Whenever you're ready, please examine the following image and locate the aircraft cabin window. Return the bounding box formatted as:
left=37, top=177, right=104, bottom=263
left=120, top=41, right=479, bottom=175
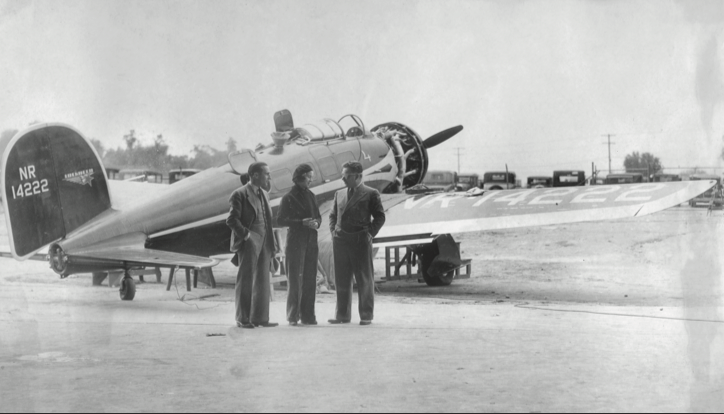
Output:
left=271, top=169, right=293, bottom=192
left=317, top=157, right=340, bottom=181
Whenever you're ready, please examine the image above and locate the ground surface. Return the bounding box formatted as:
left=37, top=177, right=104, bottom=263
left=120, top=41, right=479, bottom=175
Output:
left=1, top=206, right=723, bottom=412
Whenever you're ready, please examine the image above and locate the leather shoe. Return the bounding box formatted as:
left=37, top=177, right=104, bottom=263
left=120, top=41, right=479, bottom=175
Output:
left=237, top=322, right=254, bottom=329
left=254, top=322, right=279, bottom=328
left=301, top=320, right=318, bottom=326
left=328, top=319, right=350, bottom=325
left=360, top=320, right=372, bottom=326
left=289, top=321, right=298, bottom=327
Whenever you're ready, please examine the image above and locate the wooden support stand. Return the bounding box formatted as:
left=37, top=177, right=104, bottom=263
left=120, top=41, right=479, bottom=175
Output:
left=384, top=244, right=472, bottom=282
left=165, top=267, right=217, bottom=291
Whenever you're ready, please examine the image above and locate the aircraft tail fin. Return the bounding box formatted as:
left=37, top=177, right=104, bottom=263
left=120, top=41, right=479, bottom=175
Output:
left=2, top=124, right=111, bottom=260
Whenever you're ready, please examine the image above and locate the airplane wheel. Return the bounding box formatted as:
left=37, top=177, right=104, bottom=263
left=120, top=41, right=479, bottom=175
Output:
left=419, top=252, right=454, bottom=286
left=422, top=269, right=454, bottom=286
left=120, top=275, right=136, bottom=301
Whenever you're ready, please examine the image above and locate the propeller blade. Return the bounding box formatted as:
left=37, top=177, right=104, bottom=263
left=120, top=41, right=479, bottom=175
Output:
left=424, top=125, right=463, bottom=149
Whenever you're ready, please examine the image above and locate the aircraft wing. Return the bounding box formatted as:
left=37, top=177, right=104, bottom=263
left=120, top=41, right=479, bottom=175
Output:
left=375, top=181, right=715, bottom=242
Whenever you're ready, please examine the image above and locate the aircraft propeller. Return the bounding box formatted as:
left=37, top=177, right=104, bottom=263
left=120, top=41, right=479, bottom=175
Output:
left=423, top=125, right=463, bottom=149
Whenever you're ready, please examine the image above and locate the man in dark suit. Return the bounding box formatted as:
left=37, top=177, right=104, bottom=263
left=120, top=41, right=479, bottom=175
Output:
left=226, top=162, right=278, bottom=329
left=328, top=161, right=386, bottom=326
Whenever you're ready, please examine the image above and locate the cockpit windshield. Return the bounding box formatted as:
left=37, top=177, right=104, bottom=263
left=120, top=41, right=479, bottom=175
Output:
left=228, top=149, right=257, bottom=175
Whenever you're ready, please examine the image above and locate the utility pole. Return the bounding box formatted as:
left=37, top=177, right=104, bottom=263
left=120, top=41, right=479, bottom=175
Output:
left=454, top=147, right=463, bottom=173
left=601, top=134, right=615, bottom=174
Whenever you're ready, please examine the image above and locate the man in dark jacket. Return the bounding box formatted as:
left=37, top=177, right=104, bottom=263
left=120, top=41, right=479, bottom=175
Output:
left=328, top=161, right=386, bottom=326
left=277, top=164, right=322, bottom=326
left=226, top=162, right=278, bottom=329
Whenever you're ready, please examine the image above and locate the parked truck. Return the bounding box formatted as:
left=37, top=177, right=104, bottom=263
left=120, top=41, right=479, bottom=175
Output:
left=422, top=170, right=458, bottom=192
left=482, top=171, right=517, bottom=190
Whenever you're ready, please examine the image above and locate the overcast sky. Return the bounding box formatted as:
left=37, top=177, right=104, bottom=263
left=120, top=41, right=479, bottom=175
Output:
left=1, top=0, right=723, bottom=180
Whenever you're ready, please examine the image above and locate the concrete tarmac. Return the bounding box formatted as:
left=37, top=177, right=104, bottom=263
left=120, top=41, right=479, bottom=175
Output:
left=2, top=207, right=724, bottom=412
left=1, top=259, right=723, bottom=412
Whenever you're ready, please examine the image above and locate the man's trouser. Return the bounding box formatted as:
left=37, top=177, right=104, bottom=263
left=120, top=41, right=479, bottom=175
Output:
left=333, top=229, right=374, bottom=321
left=286, top=230, right=319, bottom=323
left=235, top=229, right=271, bottom=325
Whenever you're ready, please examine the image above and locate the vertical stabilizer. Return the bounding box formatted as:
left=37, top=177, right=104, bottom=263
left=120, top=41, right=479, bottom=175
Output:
left=2, top=124, right=111, bottom=259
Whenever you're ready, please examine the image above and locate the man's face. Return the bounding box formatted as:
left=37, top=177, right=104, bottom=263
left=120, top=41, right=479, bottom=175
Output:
left=342, top=168, right=361, bottom=189
left=252, top=166, right=271, bottom=190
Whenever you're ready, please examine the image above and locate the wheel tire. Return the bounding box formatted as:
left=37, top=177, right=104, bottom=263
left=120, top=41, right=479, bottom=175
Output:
left=419, top=251, right=455, bottom=287
left=120, top=277, right=136, bottom=301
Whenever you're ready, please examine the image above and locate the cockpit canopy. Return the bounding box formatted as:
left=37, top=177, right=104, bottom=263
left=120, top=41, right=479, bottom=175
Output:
left=273, top=110, right=367, bottom=145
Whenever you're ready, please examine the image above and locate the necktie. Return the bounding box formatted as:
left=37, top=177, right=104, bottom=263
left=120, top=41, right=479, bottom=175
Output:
left=259, top=188, right=270, bottom=226
left=258, top=188, right=269, bottom=225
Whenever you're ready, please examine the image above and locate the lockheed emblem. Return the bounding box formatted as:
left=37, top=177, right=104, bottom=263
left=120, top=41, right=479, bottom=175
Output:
left=64, top=169, right=94, bottom=187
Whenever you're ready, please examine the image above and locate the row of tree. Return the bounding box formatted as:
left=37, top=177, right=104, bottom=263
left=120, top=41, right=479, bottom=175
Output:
left=92, top=130, right=238, bottom=173
left=623, top=151, right=663, bottom=175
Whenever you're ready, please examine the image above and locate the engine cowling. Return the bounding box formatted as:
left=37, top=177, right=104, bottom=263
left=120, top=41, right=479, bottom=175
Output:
left=371, top=122, right=429, bottom=194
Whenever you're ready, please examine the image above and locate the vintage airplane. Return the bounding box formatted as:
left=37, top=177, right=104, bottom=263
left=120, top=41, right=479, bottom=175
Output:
left=1, top=110, right=716, bottom=300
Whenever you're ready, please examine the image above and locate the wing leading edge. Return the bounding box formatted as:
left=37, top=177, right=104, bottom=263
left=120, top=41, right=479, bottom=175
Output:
left=377, top=181, right=715, bottom=239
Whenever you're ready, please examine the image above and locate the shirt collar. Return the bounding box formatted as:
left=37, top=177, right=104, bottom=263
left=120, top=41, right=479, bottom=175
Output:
left=249, top=183, right=261, bottom=195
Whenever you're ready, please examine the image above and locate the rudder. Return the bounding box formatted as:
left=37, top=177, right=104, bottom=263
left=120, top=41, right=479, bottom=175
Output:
left=2, top=124, right=111, bottom=259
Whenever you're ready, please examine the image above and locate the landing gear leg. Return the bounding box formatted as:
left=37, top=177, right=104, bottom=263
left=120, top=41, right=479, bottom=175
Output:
left=119, top=271, right=136, bottom=301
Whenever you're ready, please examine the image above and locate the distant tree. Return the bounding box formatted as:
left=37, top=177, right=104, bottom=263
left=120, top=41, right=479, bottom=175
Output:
left=154, top=134, right=165, bottom=151
left=226, top=137, right=238, bottom=154
left=89, top=138, right=106, bottom=158
left=102, top=129, right=228, bottom=174
left=623, top=151, right=663, bottom=175
left=123, top=130, right=137, bottom=150
left=189, top=145, right=228, bottom=169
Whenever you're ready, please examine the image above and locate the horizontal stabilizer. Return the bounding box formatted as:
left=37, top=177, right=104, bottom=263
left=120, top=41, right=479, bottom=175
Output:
left=377, top=181, right=715, bottom=239
left=69, top=247, right=219, bottom=269
left=47, top=233, right=219, bottom=276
